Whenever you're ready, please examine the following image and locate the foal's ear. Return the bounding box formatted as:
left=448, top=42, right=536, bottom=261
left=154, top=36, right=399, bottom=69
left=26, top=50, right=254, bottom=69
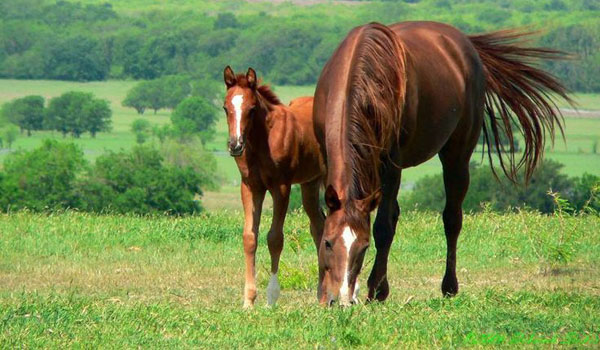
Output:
left=325, top=185, right=341, bottom=212
left=355, top=190, right=381, bottom=213
left=224, top=66, right=236, bottom=88
left=246, top=67, right=257, bottom=90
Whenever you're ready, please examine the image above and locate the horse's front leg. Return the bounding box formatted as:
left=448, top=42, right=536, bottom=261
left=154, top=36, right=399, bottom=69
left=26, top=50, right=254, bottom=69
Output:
left=300, top=179, right=326, bottom=303
left=266, top=183, right=290, bottom=306
left=241, top=180, right=266, bottom=308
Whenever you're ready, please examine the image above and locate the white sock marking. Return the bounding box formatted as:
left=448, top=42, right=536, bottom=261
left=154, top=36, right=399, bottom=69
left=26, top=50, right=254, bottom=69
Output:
left=267, top=273, right=280, bottom=306
left=232, top=95, right=243, bottom=139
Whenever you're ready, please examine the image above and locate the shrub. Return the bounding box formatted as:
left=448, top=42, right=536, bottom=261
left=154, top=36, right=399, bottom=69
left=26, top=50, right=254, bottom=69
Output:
left=404, top=160, right=594, bottom=214
left=78, top=145, right=204, bottom=214
left=0, top=140, right=86, bottom=211
left=131, top=118, right=152, bottom=144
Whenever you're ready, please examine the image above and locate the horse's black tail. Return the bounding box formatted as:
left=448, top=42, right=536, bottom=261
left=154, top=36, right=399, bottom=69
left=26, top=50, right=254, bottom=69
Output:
left=469, top=30, right=574, bottom=182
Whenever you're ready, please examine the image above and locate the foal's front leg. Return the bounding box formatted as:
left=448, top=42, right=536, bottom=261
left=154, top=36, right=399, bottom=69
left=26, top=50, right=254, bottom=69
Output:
left=241, top=181, right=266, bottom=308
left=266, top=183, right=290, bottom=306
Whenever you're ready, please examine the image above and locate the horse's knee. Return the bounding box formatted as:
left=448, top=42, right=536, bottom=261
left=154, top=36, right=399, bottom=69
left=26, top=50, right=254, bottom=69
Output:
left=267, top=229, right=284, bottom=251
left=243, top=231, right=257, bottom=254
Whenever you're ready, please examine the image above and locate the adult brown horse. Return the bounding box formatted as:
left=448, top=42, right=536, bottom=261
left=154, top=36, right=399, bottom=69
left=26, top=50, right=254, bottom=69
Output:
left=223, top=66, right=326, bottom=308
left=313, top=21, right=571, bottom=306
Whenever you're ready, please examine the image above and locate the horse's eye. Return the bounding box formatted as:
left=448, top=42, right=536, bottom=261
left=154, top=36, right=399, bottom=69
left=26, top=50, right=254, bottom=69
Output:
left=325, top=239, right=333, bottom=251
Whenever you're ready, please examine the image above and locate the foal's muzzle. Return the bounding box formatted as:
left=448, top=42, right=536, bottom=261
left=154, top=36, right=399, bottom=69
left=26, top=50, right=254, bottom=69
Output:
left=228, top=136, right=245, bottom=157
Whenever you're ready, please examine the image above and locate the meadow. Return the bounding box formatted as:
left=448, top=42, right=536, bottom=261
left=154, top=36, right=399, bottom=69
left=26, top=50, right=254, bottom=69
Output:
left=0, top=210, right=598, bottom=348
left=1, top=79, right=599, bottom=190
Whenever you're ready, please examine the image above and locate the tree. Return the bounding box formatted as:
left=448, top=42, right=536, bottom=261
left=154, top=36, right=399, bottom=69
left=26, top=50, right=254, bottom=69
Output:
left=131, top=118, right=151, bottom=144
left=82, top=98, right=112, bottom=137
left=42, top=35, right=110, bottom=81
left=162, top=75, right=191, bottom=109
left=122, top=84, right=148, bottom=114
left=2, top=124, right=18, bottom=149
left=214, top=12, right=239, bottom=29
left=1, top=95, right=45, bottom=136
left=46, top=91, right=112, bottom=138
left=170, top=96, right=217, bottom=143
left=123, top=76, right=191, bottom=115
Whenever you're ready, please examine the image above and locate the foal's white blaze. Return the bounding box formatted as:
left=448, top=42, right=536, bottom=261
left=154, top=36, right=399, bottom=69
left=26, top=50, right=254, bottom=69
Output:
left=339, top=226, right=357, bottom=305
left=266, top=273, right=280, bottom=306
left=231, top=94, right=244, bottom=139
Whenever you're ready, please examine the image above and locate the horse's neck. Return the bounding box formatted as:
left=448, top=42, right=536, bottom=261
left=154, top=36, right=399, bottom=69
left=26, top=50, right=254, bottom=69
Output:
left=248, top=104, right=293, bottom=156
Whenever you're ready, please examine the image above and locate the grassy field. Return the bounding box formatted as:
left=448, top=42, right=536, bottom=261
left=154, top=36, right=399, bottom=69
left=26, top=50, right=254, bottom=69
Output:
left=1, top=79, right=599, bottom=210
left=0, top=210, right=598, bottom=348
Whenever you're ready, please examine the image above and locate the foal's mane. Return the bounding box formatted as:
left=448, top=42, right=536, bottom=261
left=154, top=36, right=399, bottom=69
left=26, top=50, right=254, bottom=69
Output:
left=345, top=22, right=407, bottom=206
left=234, top=74, right=282, bottom=106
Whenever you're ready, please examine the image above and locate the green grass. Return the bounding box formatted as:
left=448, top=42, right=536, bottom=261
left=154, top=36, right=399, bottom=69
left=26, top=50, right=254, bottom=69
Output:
left=0, top=210, right=598, bottom=348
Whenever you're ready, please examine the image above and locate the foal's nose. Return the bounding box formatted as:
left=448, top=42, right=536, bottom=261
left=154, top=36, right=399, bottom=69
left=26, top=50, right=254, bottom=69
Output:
left=228, top=136, right=245, bottom=157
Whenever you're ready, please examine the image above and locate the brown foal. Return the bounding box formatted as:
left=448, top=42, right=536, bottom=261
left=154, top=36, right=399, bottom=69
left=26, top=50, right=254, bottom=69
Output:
left=223, top=66, right=326, bottom=307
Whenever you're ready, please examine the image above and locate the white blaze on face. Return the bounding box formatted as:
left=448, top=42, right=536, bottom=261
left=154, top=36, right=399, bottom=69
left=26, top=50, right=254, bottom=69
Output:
left=339, top=226, right=357, bottom=305
left=231, top=94, right=244, bottom=139
left=266, top=273, right=280, bottom=306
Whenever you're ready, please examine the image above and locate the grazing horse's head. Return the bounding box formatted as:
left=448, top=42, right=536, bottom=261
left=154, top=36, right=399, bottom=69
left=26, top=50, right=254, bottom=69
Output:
left=222, top=66, right=259, bottom=157
left=320, top=185, right=381, bottom=306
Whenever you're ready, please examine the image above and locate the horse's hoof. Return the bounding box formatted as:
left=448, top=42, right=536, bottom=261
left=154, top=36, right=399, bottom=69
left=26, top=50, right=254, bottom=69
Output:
left=441, top=274, right=459, bottom=297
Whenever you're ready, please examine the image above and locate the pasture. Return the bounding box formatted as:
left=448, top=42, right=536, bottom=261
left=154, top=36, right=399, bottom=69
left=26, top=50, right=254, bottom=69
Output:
left=0, top=79, right=599, bottom=210
left=0, top=210, right=598, bottom=347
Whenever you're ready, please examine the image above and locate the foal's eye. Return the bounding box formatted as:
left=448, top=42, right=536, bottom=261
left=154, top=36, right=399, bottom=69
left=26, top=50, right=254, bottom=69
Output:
left=324, top=240, right=333, bottom=251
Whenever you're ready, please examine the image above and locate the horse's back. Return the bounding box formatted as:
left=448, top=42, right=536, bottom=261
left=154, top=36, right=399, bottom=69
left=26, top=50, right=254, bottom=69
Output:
left=388, top=21, right=486, bottom=167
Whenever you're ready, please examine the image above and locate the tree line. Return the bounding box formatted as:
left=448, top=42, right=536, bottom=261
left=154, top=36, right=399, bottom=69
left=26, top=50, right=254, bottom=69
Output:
left=0, top=0, right=599, bottom=91
left=1, top=92, right=111, bottom=138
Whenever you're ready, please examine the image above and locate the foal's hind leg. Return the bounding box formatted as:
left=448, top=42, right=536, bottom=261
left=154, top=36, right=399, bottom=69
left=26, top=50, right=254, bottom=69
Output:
left=439, top=153, right=470, bottom=297
left=367, top=167, right=402, bottom=302
left=300, top=179, right=326, bottom=302
left=266, top=183, right=291, bottom=306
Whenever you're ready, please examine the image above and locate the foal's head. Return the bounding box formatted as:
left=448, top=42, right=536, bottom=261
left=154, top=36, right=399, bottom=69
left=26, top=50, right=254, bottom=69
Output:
left=320, top=185, right=381, bottom=306
left=222, top=66, right=260, bottom=157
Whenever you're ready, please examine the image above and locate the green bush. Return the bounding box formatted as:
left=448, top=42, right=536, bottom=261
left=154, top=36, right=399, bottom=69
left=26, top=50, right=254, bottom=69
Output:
left=404, top=160, right=599, bottom=214
left=0, top=140, right=86, bottom=211
left=0, top=140, right=214, bottom=215
left=78, top=145, right=204, bottom=214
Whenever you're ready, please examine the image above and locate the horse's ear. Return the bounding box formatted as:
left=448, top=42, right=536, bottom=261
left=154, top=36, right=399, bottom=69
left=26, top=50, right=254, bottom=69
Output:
left=246, top=67, right=257, bottom=90
left=355, top=190, right=381, bottom=213
left=224, top=66, right=236, bottom=88
left=325, top=185, right=341, bottom=212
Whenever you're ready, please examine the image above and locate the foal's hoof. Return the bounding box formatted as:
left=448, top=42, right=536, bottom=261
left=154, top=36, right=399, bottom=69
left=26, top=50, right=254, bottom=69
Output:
left=441, top=274, right=459, bottom=297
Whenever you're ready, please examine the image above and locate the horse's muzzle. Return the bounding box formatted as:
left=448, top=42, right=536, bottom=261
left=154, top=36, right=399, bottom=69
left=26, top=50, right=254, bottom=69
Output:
left=228, top=136, right=245, bottom=157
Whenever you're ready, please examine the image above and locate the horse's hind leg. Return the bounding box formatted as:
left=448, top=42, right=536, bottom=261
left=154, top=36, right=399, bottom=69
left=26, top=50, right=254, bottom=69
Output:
left=367, top=166, right=402, bottom=302
left=241, top=181, right=266, bottom=308
left=266, top=183, right=290, bottom=306
left=300, top=179, right=326, bottom=302
left=439, top=150, right=471, bottom=297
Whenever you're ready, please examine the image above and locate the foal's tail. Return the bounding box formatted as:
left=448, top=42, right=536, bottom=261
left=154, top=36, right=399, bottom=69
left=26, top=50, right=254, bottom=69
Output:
left=469, top=30, right=574, bottom=182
